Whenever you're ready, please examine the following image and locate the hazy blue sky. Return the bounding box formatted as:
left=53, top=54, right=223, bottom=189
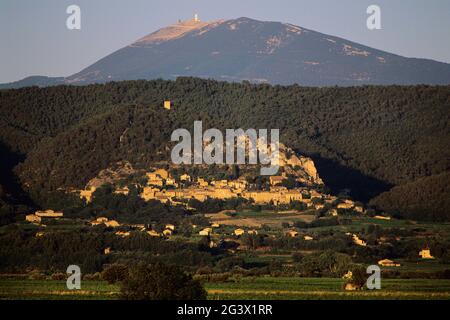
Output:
left=1, top=0, right=449, bottom=83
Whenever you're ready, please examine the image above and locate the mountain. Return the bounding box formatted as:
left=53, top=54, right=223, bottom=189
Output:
left=2, top=17, right=450, bottom=88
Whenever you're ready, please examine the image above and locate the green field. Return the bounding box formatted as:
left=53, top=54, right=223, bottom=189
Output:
left=0, top=278, right=119, bottom=300
left=205, top=277, right=450, bottom=300
left=1, top=277, right=449, bottom=300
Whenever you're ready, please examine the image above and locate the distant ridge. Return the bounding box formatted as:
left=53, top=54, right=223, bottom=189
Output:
left=0, top=76, right=64, bottom=89
left=2, top=16, right=450, bottom=88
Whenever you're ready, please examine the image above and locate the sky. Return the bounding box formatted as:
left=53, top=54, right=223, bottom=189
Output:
left=1, top=0, right=450, bottom=83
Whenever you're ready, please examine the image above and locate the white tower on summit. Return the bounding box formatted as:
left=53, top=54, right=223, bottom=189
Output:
left=194, top=13, right=199, bottom=22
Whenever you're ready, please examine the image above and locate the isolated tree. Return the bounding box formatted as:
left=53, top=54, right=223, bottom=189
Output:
left=120, top=263, right=206, bottom=300
left=343, top=265, right=367, bottom=290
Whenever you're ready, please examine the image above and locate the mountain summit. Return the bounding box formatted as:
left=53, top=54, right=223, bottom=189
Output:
left=132, top=17, right=224, bottom=46
left=3, top=17, right=450, bottom=88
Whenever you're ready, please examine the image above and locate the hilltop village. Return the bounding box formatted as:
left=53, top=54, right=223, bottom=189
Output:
left=56, top=144, right=400, bottom=246
left=24, top=143, right=368, bottom=227
left=77, top=145, right=364, bottom=217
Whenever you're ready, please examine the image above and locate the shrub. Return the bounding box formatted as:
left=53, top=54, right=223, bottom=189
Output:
left=101, top=264, right=129, bottom=284
left=51, top=272, right=66, bottom=280
left=120, top=263, right=207, bottom=300
left=28, top=270, right=46, bottom=280
left=83, top=272, right=102, bottom=281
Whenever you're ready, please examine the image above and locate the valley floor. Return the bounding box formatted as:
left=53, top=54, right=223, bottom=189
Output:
left=1, top=277, right=450, bottom=300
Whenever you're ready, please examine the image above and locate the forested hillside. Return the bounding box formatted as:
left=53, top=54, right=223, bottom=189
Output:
left=370, top=172, right=450, bottom=221
left=0, top=78, right=449, bottom=220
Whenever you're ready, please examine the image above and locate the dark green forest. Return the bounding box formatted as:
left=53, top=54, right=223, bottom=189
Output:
left=0, top=78, right=449, bottom=220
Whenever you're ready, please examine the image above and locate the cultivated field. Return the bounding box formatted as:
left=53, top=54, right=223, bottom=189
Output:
left=206, top=210, right=316, bottom=228
left=1, top=277, right=449, bottom=300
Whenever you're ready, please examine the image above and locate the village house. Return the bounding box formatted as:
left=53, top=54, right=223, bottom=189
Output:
left=242, top=191, right=281, bottom=205
left=80, top=186, right=96, bottom=203
left=287, top=230, right=299, bottom=237
left=91, top=217, right=108, bottom=226
left=328, top=209, right=338, bottom=216
left=147, top=178, right=164, bottom=187
left=163, top=229, right=173, bottom=236
left=211, top=180, right=228, bottom=187
left=211, top=187, right=236, bottom=199
left=140, top=186, right=157, bottom=200
left=180, top=173, right=191, bottom=182
left=269, top=175, right=285, bottom=186
left=104, top=247, right=112, bottom=255
left=354, top=206, right=364, bottom=213
left=165, top=178, right=178, bottom=187
left=342, top=270, right=353, bottom=280
left=228, top=179, right=248, bottom=190
left=310, top=189, right=322, bottom=199
left=337, top=201, right=354, bottom=209
left=304, top=235, right=314, bottom=241
left=378, top=259, right=401, bottom=267
left=374, top=215, right=391, bottom=220
left=35, top=209, right=63, bottom=218
left=35, top=232, right=45, bottom=237
left=90, top=216, right=109, bottom=226
left=234, top=228, right=245, bottom=236
left=147, top=230, right=161, bottom=237
left=282, top=190, right=303, bottom=203
left=211, top=223, right=220, bottom=228
left=270, top=185, right=288, bottom=192
left=115, top=231, right=131, bottom=237
left=154, top=194, right=170, bottom=203
left=164, top=189, right=178, bottom=198
left=26, top=214, right=42, bottom=224
left=146, top=168, right=170, bottom=187
left=325, top=196, right=338, bottom=204
left=183, top=188, right=208, bottom=202
left=114, top=186, right=129, bottom=196
left=104, top=220, right=120, bottom=228
left=154, top=169, right=169, bottom=179
left=89, top=217, right=119, bottom=228
left=248, top=229, right=258, bottom=235
left=164, top=100, right=171, bottom=110
left=344, top=283, right=361, bottom=291
left=130, top=224, right=146, bottom=231
left=27, top=209, right=63, bottom=224
left=197, top=178, right=209, bottom=187
left=165, top=224, right=175, bottom=231
left=209, top=240, right=217, bottom=248
left=352, top=234, right=367, bottom=246
left=199, top=228, right=212, bottom=236
left=419, top=249, right=435, bottom=259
